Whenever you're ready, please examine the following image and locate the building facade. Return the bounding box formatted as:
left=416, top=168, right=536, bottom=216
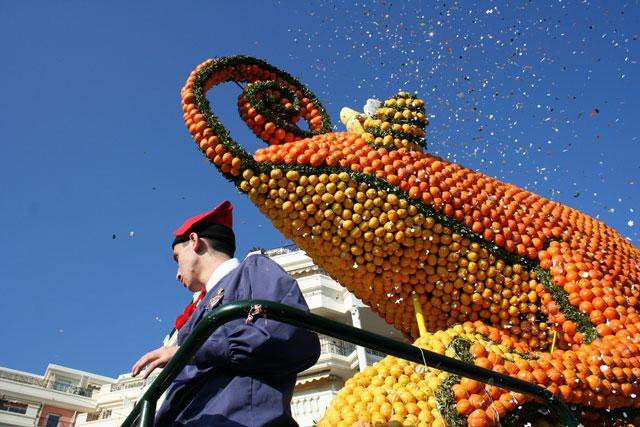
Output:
left=1, top=246, right=400, bottom=426
left=0, top=364, right=114, bottom=427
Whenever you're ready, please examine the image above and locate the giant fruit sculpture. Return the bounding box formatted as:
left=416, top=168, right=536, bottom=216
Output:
left=179, top=56, right=640, bottom=426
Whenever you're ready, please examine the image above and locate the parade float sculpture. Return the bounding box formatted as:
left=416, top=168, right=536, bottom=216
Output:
left=179, top=56, right=640, bottom=426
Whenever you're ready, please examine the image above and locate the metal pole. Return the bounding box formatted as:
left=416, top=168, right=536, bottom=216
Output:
left=139, top=399, right=155, bottom=427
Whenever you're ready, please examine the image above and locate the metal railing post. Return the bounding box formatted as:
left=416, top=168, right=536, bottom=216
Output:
left=139, top=399, right=155, bottom=427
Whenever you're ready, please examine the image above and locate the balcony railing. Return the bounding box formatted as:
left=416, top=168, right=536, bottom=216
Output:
left=0, top=369, right=44, bottom=387
left=110, top=379, right=146, bottom=392
left=365, top=348, right=386, bottom=365
left=50, top=381, right=95, bottom=397
left=318, top=334, right=356, bottom=357
left=0, top=369, right=95, bottom=397
left=318, top=335, right=390, bottom=362
left=264, top=243, right=300, bottom=256
left=365, top=348, right=386, bottom=359
left=110, top=375, right=159, bottom=392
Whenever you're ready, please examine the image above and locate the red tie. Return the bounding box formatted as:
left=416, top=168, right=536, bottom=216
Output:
left=174, top=290, right=207, bottom=330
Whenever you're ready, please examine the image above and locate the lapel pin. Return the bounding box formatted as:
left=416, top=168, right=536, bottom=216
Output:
left=206, top=288, right=224, bottom=311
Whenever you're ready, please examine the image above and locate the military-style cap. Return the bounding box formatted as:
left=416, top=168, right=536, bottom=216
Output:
left=172, top=201, right=235, bottom=254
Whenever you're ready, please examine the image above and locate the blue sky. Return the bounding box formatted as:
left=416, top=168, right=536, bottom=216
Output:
left=0, top=1, right=637, bottom=378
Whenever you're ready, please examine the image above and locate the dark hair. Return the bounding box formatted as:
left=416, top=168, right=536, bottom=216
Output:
left=202, top=236, right=235, bottom=258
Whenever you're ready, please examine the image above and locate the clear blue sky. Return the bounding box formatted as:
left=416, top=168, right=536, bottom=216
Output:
left=0, top=1, right=637, bottom=378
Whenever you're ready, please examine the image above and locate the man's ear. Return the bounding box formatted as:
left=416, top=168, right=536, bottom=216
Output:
left=189, top=232, right=207, bottom=253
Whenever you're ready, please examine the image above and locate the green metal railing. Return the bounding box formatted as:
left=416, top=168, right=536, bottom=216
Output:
left=121, top=299, right=578, bottom=427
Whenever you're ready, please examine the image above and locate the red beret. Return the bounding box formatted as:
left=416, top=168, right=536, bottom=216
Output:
left=172, top=201, right=235, bottom=254
left=173, top=200, right=233, bottom=236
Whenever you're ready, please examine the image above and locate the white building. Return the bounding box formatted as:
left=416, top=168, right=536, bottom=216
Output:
left=0, top=364, right=114, bottom=427
left=1, top=246, right=400, bottom=427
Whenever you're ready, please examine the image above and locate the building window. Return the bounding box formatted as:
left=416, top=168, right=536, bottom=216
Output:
left=86, top=412, right=100, bottom=422
left=45, top=414, right=60, bottom=427
left=52, top=380, right=71, bottom=392
left=0, top=398, right=28, bottom=414
left=86, top=409, right=113, bottom=422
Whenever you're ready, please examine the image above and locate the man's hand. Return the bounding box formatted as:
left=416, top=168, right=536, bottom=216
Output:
left=131, top=346, right=178, bottom=379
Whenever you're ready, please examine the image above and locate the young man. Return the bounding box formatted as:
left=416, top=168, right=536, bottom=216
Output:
left=132, top=201, right=320, bottom=426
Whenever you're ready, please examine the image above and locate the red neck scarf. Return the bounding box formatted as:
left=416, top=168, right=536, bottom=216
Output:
left=174, top=290, right=207, bottom=330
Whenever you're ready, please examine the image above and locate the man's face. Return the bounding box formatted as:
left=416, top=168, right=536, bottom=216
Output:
left=173, top=239, right=202, bottom=292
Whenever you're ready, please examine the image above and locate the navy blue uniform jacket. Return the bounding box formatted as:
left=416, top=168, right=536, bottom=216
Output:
left=154, top=255, right=321, bottom=426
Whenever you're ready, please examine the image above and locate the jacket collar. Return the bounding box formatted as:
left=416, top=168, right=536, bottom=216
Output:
left=204, top=258, right=239, bottom=294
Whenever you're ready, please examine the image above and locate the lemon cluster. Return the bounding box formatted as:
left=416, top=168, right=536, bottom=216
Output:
left=317, top=326, right=536, bottom=427
left=318, top=333, right=453, bottom=427
left=362, top=92, right=428, bottom=150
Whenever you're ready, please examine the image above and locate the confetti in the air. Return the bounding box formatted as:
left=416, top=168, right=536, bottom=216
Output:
left=285, top=0, right=637, bottom=243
